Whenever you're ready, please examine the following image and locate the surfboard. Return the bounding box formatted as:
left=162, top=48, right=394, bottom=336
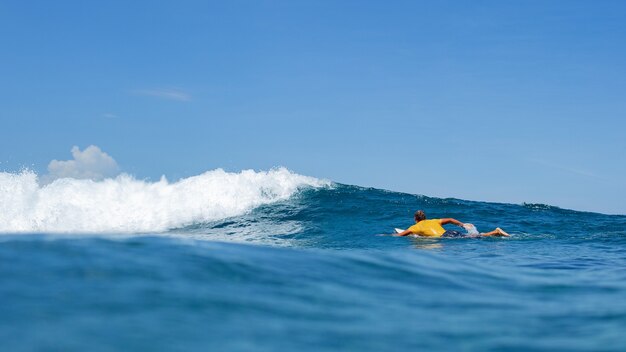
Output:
left=394, top=228, right=405, bottom=234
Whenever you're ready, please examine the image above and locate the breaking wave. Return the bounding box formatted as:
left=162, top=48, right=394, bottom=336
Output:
left=0, top=168, right=329, bottom=233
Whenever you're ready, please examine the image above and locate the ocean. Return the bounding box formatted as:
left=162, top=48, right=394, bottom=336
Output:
left=1, top=168, right=625, bottom=351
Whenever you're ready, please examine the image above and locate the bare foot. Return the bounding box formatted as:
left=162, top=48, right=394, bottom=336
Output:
left=496, top=228, right=511, bottom=237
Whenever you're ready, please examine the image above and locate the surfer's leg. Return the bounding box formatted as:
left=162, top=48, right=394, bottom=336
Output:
left=481, top=228, right=510, bottom=237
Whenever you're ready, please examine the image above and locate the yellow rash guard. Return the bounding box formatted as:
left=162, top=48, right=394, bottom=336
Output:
left=407, top=219, right=445, bottom=237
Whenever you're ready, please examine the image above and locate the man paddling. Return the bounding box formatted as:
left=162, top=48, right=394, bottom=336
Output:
left=395, top=210, right=510, bottom=237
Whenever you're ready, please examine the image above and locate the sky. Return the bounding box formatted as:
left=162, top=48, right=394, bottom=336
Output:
left=1, top=1, right=625, bottom=214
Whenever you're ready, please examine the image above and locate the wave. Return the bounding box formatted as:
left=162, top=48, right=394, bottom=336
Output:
left=0, top=168, right=330, bottom=234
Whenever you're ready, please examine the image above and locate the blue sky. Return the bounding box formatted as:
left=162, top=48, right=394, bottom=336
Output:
left=1, top=1, right=625, bottom=214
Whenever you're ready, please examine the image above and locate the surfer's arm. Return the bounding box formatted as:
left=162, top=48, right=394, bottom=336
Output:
left=440, top=218, right=465, bottom=228
left=394, top=229, right=413, bottom=237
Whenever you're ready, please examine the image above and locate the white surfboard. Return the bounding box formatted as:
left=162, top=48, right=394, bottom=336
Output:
left=394, top=228, right=405, bottom=234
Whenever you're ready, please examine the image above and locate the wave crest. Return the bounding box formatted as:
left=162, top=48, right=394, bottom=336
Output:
left=0, top=168, right=329, bottom=234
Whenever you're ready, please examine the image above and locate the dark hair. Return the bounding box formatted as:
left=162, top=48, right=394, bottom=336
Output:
left=414, top=210, right=426, bottom=221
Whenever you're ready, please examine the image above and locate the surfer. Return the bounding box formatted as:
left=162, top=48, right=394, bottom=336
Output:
left=395, top=210, right=510, bottom=237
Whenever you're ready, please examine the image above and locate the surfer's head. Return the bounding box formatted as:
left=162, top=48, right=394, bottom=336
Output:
left=414, top=210, right=426, bottom=222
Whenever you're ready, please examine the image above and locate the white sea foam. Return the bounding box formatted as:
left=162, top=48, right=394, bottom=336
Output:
left=0, top=168, right=329, bottom=234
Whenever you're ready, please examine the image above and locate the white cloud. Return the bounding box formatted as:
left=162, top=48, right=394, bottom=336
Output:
left=46, top=145, right=120, bottom=182
left=132, top=87, right=191, bottom=101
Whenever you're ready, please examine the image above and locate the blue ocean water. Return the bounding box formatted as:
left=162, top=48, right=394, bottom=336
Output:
left=1, top=169, right=625, bottom=351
